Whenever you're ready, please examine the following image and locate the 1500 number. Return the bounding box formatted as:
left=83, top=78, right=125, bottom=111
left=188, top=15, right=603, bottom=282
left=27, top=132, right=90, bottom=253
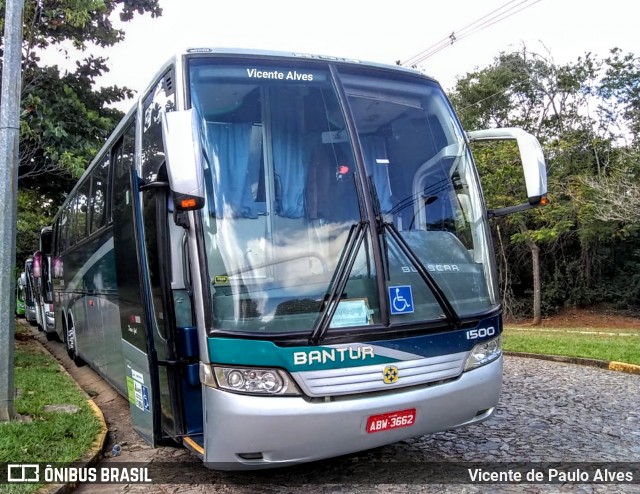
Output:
left=466, top=327, right=496, bottom=340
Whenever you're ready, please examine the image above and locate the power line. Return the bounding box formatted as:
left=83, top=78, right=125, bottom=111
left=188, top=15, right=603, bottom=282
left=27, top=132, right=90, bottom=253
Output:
left=402, top=0, right=522, bottom=67
left=400, top=0, right=543, bottom=67
left=402, top=0, right=539, bottom=67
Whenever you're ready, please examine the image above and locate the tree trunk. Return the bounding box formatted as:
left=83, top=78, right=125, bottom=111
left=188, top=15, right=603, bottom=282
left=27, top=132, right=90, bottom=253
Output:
left=519, top=221, right=542, bottom=325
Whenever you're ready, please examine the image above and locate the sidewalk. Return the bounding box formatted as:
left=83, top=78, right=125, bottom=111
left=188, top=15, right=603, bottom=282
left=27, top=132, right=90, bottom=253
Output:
left=32, top=329, right=194, bottom=494
left=504, top=351, right=640, bottom=374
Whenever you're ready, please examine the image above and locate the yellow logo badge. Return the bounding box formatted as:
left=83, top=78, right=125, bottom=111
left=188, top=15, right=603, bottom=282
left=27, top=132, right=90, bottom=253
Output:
left=383, top=365, right=399, bottom=384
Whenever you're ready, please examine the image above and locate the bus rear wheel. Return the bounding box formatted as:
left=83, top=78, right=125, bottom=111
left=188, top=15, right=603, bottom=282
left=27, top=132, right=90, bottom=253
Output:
left=65, top=320, right=85, bottom=367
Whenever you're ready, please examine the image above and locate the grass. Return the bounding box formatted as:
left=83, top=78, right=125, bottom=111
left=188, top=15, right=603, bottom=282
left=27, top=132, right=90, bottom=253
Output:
left=0, top=337, right=101, bottom=494
left=503, top=326, right=640, bottom=365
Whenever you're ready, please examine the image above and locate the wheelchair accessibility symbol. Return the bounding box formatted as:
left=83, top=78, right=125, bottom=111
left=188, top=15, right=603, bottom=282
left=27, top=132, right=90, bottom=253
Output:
left=142, top=385, right=150, bottom=412
left=389, top=285, right=414, bottom=314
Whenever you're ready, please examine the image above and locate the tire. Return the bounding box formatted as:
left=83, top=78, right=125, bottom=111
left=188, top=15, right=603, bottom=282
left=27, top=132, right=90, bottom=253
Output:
left=65, top=319, right=86, bottom=367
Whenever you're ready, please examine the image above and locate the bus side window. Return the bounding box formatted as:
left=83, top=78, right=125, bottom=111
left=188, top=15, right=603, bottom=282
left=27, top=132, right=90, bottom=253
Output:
left=90, top=154, right=110, bottom=234
left=73, top=180, right=90, bottom=243
left=67, top=198, right=78, bottom=248
left=58, top=207, right=69, bottom=254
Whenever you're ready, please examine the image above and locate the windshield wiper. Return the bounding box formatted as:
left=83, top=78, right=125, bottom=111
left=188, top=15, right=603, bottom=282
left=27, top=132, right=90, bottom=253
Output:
left=369, top=176, right=461, bottom=328
left=383, top=221, right=461, bottom=328
left=308, top=220, right=367, bottom=345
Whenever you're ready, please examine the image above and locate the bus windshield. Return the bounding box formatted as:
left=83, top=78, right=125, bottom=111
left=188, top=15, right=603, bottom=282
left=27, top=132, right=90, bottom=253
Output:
left=190, top=59, right=498, bottom=335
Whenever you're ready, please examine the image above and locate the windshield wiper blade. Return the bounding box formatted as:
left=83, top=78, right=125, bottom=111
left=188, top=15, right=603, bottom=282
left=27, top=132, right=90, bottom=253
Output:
left=384, top=222, right=462, bottom=328
left=308, top=221, right=367, bottom=345
left=368, top=175, right=460, bottom=328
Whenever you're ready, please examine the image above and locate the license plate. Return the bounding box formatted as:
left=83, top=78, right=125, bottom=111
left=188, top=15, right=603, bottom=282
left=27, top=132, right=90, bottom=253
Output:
left=366, top=408, right=416, bottom=433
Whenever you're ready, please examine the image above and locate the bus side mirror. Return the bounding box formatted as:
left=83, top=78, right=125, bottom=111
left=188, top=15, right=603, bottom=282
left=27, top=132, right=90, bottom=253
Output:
left=32, top=251, right=43, bottom=279
left=161, top=109, right=206, bottom=212
left=466, top=127, right=548, bottom=217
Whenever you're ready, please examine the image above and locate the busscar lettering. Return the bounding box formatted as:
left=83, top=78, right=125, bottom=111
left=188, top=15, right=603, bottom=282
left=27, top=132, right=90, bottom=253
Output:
left=293, top=346, right=375, bottom=365
left=401, top=265, right=460, bottom=273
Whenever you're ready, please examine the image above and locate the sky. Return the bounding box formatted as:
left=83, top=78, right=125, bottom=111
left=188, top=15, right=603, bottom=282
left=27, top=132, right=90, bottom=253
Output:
left=52, top=0, right=639, bottom=111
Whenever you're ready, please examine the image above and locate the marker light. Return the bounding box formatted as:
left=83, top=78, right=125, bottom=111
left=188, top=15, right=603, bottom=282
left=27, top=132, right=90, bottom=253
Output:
left=338, top=165, right=350, bottom=175
left=180, top=198, right=197, bottom=209
left=464, top=336, right=502, bottom=371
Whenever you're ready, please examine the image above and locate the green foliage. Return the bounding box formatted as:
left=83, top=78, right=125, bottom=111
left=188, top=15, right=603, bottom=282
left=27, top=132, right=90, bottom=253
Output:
left=13, top=0, right=161, bottom=186
left=19, top=58, right=130, bottom=185
left=12, top=0, right=162, bottom=51
left=0, top=340, right=100, bottom=493
left=449, top=45, right=640, bottom=318
left=0, top=0, right=161, bottom=271
left=16, top=189, right=55, bottom=276
left=598, top=48, right=640, bottom=140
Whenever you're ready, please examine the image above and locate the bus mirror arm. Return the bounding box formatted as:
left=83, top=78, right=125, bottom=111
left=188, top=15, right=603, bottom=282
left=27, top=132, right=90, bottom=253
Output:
left=139, top=181, right=169, bottom=191
left=488, top=198, right=548, bottom=219
left=174, top=210, right=190, bottom=229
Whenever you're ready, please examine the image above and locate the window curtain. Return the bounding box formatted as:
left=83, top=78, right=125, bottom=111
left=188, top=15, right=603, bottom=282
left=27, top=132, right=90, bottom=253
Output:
left=360, top=135, right=393, bottom=213
left=270, top=89, right=306, bottom=219
left=207, top=122, right=256, bottom=218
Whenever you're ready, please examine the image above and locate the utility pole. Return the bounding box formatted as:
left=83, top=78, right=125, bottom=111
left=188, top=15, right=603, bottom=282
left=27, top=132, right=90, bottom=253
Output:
left=0, top=0, right=25, bottom=422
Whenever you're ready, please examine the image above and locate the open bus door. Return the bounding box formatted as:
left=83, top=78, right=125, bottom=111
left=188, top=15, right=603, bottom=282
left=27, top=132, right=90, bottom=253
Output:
left=111, top=124, right=159, bottom=444
left=112, top=118, right=203, bottom=448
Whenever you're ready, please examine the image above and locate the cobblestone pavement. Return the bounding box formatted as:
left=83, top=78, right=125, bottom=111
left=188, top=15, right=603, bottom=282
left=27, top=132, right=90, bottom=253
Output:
left=39, top=335, right=639, bottom=494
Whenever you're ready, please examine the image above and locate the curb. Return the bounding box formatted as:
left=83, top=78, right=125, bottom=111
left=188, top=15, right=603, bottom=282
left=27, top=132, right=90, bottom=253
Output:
left=33, top=336, right=109, bottom=494
left=504, top=351, right=640, bottom=374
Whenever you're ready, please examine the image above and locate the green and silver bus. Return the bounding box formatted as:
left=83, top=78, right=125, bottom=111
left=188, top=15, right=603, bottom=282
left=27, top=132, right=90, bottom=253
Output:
left=15, top=272, right=26, bottom=317
left=51, top=48, right=547, bottom=469
left=24, top=257, right=37, bottom=325
left=32, top=226, right=57, bottom=339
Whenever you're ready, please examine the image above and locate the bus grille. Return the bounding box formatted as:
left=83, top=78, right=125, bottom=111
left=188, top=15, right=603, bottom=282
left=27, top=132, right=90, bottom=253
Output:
left=292, top=351, right=468, bottom=397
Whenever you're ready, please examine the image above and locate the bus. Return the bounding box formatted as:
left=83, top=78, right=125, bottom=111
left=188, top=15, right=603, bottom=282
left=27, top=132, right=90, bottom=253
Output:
left=50, top=48, right=547, bottom=469
left=31, top=226, right=57, bottom=340
left=24, top=257, right=37, bottom=325
left=15, top=272, right=26, bottom=317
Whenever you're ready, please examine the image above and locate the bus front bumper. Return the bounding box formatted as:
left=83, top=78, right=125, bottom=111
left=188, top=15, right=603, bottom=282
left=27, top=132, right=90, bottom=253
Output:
left=201, top=356, right=502, bottom=469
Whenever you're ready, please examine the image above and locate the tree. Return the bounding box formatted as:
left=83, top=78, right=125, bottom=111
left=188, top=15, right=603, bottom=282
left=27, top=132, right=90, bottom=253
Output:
left=0, top=0, right=161, bottom=274
left=580, top=172, right=640, bottom=223
left=448, top=45, right=640, bottom=322
left=11, top=0, right=161, bottom=184
left=580, top=49, right=640, bottom=226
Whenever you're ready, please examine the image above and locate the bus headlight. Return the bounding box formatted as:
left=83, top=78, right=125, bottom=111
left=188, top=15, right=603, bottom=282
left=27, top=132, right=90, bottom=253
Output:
left=200, top=363, right=300, bottom=396
left=464, top=336, right=502, bottom=371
